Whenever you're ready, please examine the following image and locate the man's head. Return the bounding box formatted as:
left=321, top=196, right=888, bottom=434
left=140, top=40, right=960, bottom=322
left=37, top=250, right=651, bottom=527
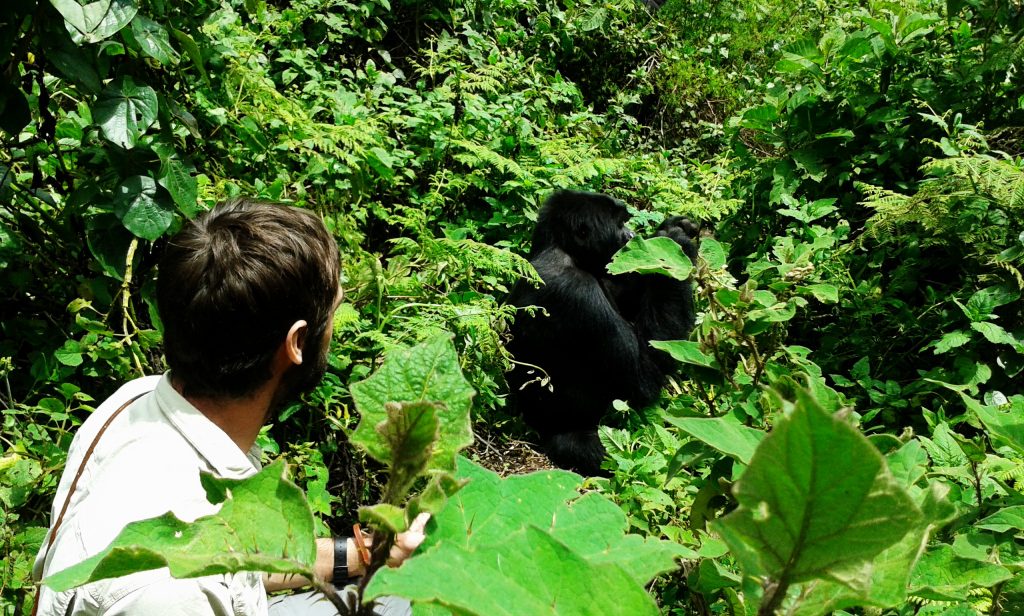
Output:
left=157, top=198, right=340, bottom=400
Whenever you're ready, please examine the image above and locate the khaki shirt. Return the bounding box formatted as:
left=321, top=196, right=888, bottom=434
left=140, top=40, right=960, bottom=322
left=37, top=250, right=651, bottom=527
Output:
left=33, top=374, right=268, bottom=615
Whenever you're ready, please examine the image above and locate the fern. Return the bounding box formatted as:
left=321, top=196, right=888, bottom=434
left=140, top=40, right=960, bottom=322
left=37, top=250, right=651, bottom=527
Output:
left=862, top=153, right=1024, bottom=248
left=453, top=139, right=532, bottom=182
left=392, top=235, right=540, bottom=290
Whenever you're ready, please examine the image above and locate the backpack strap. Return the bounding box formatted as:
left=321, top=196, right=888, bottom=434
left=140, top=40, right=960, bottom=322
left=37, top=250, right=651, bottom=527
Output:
left=32, top=391, right=148, bottom=616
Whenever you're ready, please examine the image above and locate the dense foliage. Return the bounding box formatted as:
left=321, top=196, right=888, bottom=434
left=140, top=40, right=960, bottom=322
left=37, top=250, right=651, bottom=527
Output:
left=2, top=0, right=1023, bottom=614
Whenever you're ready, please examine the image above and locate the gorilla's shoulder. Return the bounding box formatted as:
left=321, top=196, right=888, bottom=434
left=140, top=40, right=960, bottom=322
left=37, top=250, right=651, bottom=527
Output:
left=532, top=247, right=597, bottom=285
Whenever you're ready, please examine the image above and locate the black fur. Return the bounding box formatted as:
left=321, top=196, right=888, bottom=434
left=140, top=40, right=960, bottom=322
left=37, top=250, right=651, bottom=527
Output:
left=506, top=190, right=698, bottom=475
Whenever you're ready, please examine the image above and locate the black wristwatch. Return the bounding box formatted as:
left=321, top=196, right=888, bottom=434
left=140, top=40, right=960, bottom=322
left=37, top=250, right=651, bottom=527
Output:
left=333, top=537, right=348, bottom=582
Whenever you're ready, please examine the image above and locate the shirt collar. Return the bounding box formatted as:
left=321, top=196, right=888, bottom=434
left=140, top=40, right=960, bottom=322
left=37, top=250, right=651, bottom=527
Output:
left=154, top=374, right=261, bottom=478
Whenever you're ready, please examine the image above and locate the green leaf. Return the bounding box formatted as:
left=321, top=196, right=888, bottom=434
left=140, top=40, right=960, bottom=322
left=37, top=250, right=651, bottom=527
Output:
left=797, top=284, right=839, bottom=303
left=113, top=175, right=174, bottom=241
left=366, top=458, right=688, bottom=615
left=359, top=504, right=408, bottom=534
left=365, top=147, right=396, bottom=180
left=965, top=395, right=1024, bottom=454
left=350, top=335, right=474, bottom=471
left=791, top=149, right=827, bottom=182
left=50, top=0, right=138, bottom=43
left=376, top=401, right=441, bottom=503
left=970, top=322, right=1022, bottom=350
left=157, top=157, right=198, bottom=215
left=909, top=544, right=1012, bottom=601
left=713, top=388, right=923, bottom=584
left=170, top=28, right=209, bottom=83
left=975, top=506, right=1024, bottom=533
left=745, top=299, right=799, bottom=333
left=54, top=340, right=85, bottom=366
left=886, top=440, right=929, bottom=487
left=44, top=461, right=315, bottom=592
left=791, top=482, right=952, bottom=615
left=666, top=415, right=765, bottom=464
left=966, top=285, right=1019, bottom=319
left=84, top=210, right=134, bottom=280
left=579, top=7, right=608, bottom=31
left=699, top=238, right=728, bottom=269
left=649, top=340, right=717, bottom=368
left=130, top=14, right=178, bottom=65
left=607, top=236, right=693, bottom=281
left=93, top=76, right=158, bottom=149
left=740, top=104, right=780, bottom=130
left=930, top=330, right=972, bottom=354
left=45, top=24, right=102, bottom=95
left=407, top=473, right=467, bottom=519
left=818, top=129, right=855, bottom=139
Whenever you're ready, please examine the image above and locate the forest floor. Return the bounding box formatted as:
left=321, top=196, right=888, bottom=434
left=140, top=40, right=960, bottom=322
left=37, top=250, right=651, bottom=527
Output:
left=467, top=425, right=555, bottom=476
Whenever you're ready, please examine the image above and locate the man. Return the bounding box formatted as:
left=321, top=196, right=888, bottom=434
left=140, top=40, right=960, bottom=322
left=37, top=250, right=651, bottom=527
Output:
left=33, top=199, right=425, bottom=615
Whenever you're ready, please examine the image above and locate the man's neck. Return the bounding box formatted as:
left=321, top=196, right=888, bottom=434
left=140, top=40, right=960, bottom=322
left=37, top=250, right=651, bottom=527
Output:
left=172, top=378, right=276, bottom=453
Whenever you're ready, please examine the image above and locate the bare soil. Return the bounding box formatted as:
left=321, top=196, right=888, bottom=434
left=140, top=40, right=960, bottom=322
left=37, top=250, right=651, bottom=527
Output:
left=465, top=425, right=556, bottom=476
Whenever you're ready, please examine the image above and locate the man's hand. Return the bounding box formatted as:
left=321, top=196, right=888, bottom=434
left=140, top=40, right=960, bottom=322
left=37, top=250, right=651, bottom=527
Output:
left=387, top=512, right=430, bottom=568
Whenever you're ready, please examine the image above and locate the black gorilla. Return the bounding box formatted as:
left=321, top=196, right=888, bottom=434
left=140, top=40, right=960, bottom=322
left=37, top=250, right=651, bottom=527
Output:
left=505, top=190, right=698, bottom=475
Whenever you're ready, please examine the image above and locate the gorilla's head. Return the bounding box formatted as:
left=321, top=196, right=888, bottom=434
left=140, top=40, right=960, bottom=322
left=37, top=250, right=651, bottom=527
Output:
left=531, top=190, right=634, bottom=273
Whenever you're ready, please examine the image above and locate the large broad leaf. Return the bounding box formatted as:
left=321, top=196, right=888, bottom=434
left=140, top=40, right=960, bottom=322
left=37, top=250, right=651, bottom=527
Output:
left=44, top=461, right=315, bottom=592
left=130, top=14, right=178, bottom=65
left=84, top=210, right=135, bottom=280
left=113, top=175, right=174, bottom=241
left=930, top=330, right=971, bottom=354
left=607, top=236, right=693, bottom=281
left=975, top=506, right=1024, bottom=533
left=157, top=157, right=198, bottom=215
left=649, top=340, right=718, bottom=369
left=50, top=0, right=138, bottom=43
left=971, top=321, right=1024, bottom=351
left=789, top=481, right=955, bottom=615
left=909, top=544, right=1012, bottom=601
left=366, top=457, right=690, bottom=615
left=666, top=415, right=765, bottom=464
left=699, top=238, right=727, bottom=269
left=44, top=23, right=102, bottom=95
left=93, top=76, right=158, bottom=149
left=713, top=388, right=923, bottom=586
left=350, top=335, right=474, bottom=471
left=960, top=394, right=1024, bottom=454
left=796, top=283, right=839, bottom=303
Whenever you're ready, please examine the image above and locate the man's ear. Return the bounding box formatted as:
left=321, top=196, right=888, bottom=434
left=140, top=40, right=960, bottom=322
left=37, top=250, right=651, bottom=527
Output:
left=284, top=320, right=308, bottom=366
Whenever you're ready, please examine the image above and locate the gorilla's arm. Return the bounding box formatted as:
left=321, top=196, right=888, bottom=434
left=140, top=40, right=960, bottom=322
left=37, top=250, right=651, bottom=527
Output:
left=525, top=247, right=666, bottom=406
left=607, top=217, right=698, bottom=375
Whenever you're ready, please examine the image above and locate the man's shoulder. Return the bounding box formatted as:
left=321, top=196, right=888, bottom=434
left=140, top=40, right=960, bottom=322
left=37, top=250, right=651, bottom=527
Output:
left=71, top=375, right=163, bottom=448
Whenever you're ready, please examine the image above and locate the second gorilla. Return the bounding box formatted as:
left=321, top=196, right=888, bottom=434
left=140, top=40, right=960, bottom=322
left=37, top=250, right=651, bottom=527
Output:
left=506, top=190, right=698, bottom=475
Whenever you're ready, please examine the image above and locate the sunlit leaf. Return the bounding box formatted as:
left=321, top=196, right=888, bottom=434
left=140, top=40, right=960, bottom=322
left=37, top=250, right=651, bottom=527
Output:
left=350, top=335, right=474, bottom=471
left=366, top=458, right=689, bottom=615
left=93, top=76, right=158, bottom=149
left=650, top=340, right=717, bottom=368
left=713, top=388, right=923, bottom=584
left=44, top=462, right=315, bottom=591
left=909, top=544, right=1012, bottom=601
left=607, top=236, right=693, bottom=281
left=113, top=175, right=174, bottom=241
left=50, top=0, right=137, bottom=43
left=666, top=415, right=765, bottom=463
left=130, top=14, right=178, bottom=65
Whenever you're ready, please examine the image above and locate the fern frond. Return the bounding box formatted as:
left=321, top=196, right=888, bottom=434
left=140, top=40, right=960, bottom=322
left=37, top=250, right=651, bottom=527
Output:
left=453, top=140, right=531, bottom=181
left=862, top=153, right=1024, bottom=246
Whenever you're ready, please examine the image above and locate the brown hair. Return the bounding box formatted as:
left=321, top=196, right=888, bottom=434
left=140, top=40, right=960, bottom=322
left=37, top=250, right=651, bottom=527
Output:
left=157, top=198, right=340, bottom=398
